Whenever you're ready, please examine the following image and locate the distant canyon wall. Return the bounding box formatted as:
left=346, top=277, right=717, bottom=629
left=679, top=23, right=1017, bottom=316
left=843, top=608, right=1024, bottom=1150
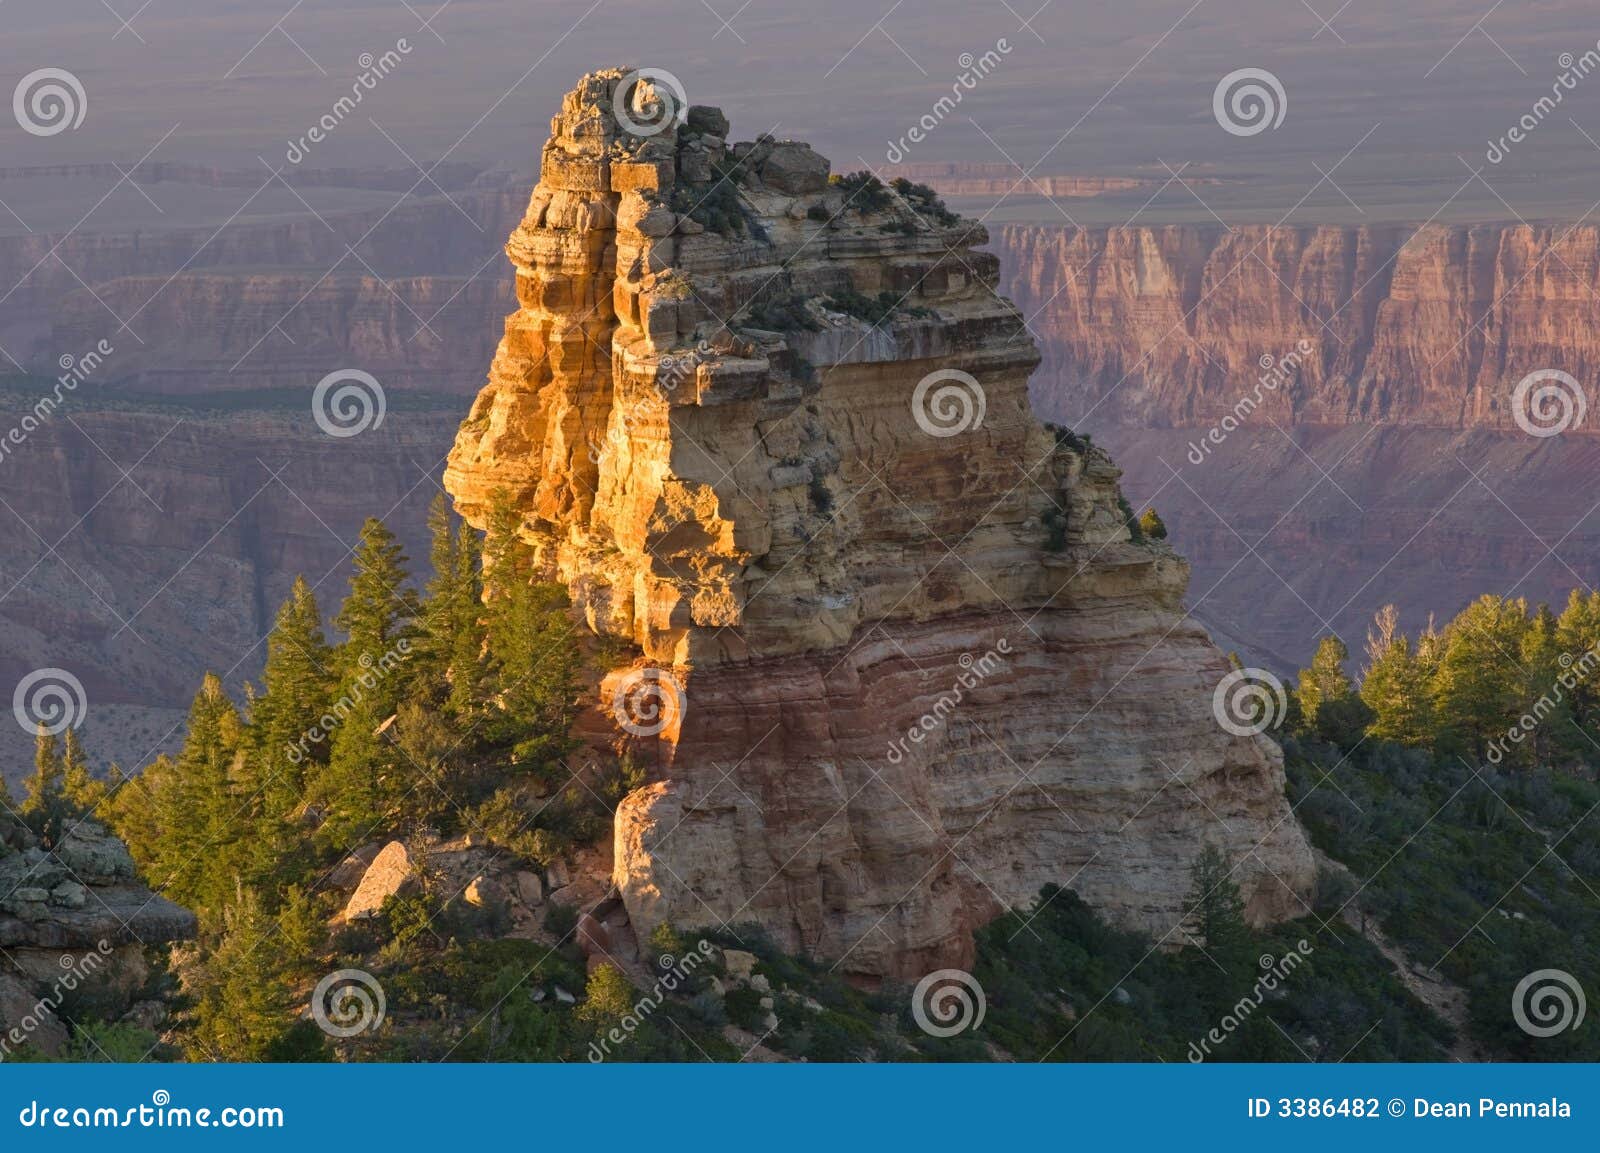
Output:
left=9, top=195, right=1598, bottom=737
left=996, top=222, right=1600, bottom=669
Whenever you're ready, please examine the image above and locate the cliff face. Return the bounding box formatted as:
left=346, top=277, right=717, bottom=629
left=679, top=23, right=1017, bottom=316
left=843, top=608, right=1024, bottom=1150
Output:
left=1000, top=223, right=1600, bottom=670
left=0, top=400, right=457, bottom=725
left=48, top=273, right=510, bottom=394
left=1001, top=222, right=1600, bottom=432
left=445, top=71, right=1314, bottom=980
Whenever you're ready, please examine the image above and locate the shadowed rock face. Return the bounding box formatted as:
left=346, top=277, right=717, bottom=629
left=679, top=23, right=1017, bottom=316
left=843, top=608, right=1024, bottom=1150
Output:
left=445, top=70, right=1314, bottom=980
left=1, top=816, right=194, bottom=1055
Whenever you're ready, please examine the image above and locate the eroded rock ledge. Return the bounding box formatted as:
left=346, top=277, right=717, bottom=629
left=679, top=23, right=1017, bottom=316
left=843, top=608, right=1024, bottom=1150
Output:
left=1, top=817, right=196, bottom=1054
left=444, top=69, right=1315, bottom=980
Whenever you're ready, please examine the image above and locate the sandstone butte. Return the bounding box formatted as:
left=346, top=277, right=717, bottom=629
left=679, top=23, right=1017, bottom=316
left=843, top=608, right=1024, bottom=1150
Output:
left=443, top=69, right=1315, bottom=980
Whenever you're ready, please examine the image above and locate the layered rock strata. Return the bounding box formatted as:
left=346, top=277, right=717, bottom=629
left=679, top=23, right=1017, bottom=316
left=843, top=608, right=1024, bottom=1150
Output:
left=0, top=817, right=195, bottom=1055
left=998, top=223, right=1600, bottom=668
left=445, top=70, right=1315, bottom=979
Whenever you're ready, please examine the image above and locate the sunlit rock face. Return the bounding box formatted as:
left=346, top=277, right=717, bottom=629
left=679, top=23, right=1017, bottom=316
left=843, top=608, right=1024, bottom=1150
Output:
left=446, top=70, right=1314, bottom=980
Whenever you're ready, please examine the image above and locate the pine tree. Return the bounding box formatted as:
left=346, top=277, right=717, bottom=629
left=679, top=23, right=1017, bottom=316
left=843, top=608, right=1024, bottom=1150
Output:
left=188, top=886, right=305, bottom=1061
left=151, top=674, right=244, bottom=910
left=22, top=725, right=67, bottom=844
left=317, top=698, right=393, bottom=851
left=334, top=518, right=418, bottom=699
left=480, top=497, right=580, bottom=774
left=418, top=495, right=485, bottom=718
left=1518, top=602, right=1567, bottom=766
left=1297, top=635, right=1354, bottom=721
left=1183, top=845, right=1250, bottom=997
left=242, top=578, right=336, bottom=887
left=1360, top=606, right=1430, bottom=746
left=315, top=519, right=419, bottom=845
left=60, top=725, right=105, bottom=815
left=1432, top=595, right=1530, bottom=759
left=1557, top=589, right=1600, bottom=733
left=251, top=578, right=335, bottom=797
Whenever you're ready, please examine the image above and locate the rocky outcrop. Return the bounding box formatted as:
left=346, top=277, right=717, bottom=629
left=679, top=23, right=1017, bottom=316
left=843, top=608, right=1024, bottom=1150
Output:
left=0, top=820, right=194, bottom=949
left=0, top=817, right=195, bottom=1056
left=444, top=71, right=1314, bottom=981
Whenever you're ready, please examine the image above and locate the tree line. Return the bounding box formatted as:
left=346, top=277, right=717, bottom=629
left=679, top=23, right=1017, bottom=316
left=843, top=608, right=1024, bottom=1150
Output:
left=1285, top=590, right=1600, bottom=766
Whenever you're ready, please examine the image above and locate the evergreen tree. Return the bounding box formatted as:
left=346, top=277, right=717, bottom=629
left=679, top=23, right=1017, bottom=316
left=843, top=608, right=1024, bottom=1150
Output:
left=334, top=518, right=418, bottom=697
left=22, top=725, right=67, bottom=844
left=1518, top=603, right=1568, bottom=766
left=243, top=578, right=336, bottom=887
left=480, top=498, right=581, bottom=774
left=1360, top=605, right=1430, bottom=746
left=250, top=578, right=335, bottom=800
left=1556, top=589, right=1600, bottom=733
left=418, top=495, right=485, bottom=718
left=1432, top=595, right=1530, bottom=760
left=315, top=519, right=419, bottom=846
left=187, top=886, right=309, bottom=1061
left=316, top=697, right=394, bottom=851
left=1183, top=845, right=1251, bottom=1010
left=1298, top=634, right=1354, bottom=720
left=147, top=674, right=245, bottom=910
left=60, top=725, right=105, bottom=815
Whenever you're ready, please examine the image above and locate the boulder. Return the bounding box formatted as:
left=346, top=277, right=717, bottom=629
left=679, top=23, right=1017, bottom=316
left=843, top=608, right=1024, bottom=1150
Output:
left=342, top=841, right=412, bottom=921
left=723, top=949, right=758, bottom=981
left=575, top=913, right=612, bottom=958
left=50, top=882, right=87, bottom=910
left=759, top=142, right=829, bottom=194
left=53, top=822, right=135, bottom=882
left=464, top=874, right=505, bottom=909
left=686, top=105, right=729, bottom=137
left=0, top=971, right=68, bottom=1057
left=513, top=870, right=545, bottom=907
left=327, top=843, right=383, bottom=891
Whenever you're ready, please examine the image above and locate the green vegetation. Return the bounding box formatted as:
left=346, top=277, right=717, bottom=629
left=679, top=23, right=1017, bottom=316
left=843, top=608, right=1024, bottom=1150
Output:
left=825, top=173, right=960, bottom=227
left=1273, top=593, right=1600, bottom=1058
left=888, top=178, right=960, bottom=226
left=830, top=170, right=894, bottom=214
left=1296, top=593, right=1600, bottom=768
left=40, top=492, right=594, bottom=1059
left=1118, top=493, right=1143, bottom=542
left=819, top=289, right=934, bottom=327
left=738, top=284, right=821, bottom=332
left=669, top=158, right=757, bottom=238
left=30, top=467, right=1597, bottom=1064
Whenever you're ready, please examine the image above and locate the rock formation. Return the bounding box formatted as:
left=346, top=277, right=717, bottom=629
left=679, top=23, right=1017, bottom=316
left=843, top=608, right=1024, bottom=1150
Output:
left=446, top=70, right=1317, bottom=979
left=1000, top=223, right=1600, bottom=668
left=0, top=815, right=195, bottom=1055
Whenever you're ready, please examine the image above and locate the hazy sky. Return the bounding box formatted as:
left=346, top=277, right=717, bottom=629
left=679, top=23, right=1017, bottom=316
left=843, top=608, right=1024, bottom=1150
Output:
left=4, top=0, right=1600, bottom=222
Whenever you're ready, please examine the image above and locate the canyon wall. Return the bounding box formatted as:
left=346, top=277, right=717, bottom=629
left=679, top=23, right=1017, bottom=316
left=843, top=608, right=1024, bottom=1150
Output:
left=1000, top=223, right=1600, bottom=669
left=445, top=71, right=1314, bottom=980
left=0, top=172, right=518, bottom=768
